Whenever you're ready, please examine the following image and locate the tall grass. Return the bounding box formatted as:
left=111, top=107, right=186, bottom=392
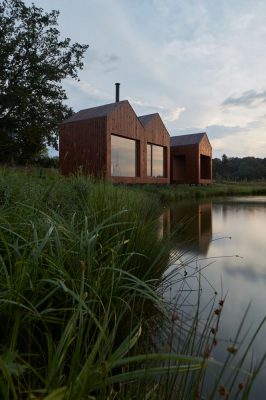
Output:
left=137, top=181, right=266, bottom=203
left=0, top=169, right=199, bottom=398
left=0, top=168, right=265, bottom=399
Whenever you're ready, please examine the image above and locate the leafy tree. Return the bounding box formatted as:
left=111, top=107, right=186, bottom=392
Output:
left=0, top=0, right=89, bottom=163
left=213, top=155, right=266, bottom=181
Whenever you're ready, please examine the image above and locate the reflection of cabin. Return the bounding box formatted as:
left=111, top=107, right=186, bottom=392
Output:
left=171, top=132, right=212, bottom=184
left=164, top=202, right=213, bottom=256
left=59, top=99, right=170, bottom=184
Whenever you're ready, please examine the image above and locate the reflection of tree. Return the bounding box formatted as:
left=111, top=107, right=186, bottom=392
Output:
left=219, top=202, right=264, bottom=221
left=111, top=137, right=136, bottom=177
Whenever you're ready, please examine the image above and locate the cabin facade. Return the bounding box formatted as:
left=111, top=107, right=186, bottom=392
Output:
left=59, top=100, right=170, bottom=184
left=171, top=132, right=212, bottom=184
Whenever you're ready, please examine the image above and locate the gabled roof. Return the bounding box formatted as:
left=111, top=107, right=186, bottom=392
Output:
left=170, top=132, right=206, bottom=147
left=138, top=113, right=158, bottom=127
left=62, top=100, right=128, bottom=124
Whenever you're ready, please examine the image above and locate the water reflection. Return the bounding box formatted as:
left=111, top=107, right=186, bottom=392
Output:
left=163, top=202, right=213, bottom=256
left=225, top=264, right=266, bottom=283
left=165, top=196, right=266, bottom=399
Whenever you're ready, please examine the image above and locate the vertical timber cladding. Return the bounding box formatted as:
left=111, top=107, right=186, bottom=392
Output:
left=142, top=114, right=170, bottom=183
left=59, top=100, right=170, bottom=183
left=59, top=117, right=107, bottom=177
left=171, top=145, right=199, bottom=184
left=170, top=132, right=212, bottom=184
left=106, top=101, right=143, bottom=180
left=198, top=134, right=212, bottom=183
left=106, top=102, right=170, bottom=184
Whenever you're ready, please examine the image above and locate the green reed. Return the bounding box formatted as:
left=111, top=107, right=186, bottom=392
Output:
left=0, top=167, right=265, bottom=399
left=137, top=181, right=266, bottom=203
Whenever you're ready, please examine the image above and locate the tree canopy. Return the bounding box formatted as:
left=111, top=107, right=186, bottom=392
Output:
left=0, top=0, right=88, bottom=163
left=213, top=155, right=266, bottom=181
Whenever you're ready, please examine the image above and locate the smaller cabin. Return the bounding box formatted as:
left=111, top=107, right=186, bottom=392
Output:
left=171, top=132, right=212, bottom=184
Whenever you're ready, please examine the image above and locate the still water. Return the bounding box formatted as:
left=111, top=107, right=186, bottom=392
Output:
left=163, top=196, right=266, bottom=398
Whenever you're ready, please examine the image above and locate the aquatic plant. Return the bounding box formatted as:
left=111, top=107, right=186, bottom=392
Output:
left=0, top=167, right=265, bottom=399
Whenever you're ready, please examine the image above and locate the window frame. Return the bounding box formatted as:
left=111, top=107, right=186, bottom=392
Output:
left=111, top=134, right=140, bottom=177
left=147, top=143, right=166, bottom=178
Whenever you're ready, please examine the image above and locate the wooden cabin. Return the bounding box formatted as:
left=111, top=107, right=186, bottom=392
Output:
left=170, top=132, right=212, bottom=184
left=59, top=100, right=170, bottom=184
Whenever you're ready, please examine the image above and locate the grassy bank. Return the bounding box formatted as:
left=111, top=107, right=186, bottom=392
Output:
left=0, top=168, right=171, bottom=399
left=139, top=181, right=266, bottom=203
left=0, top=168, right=265, bottom=399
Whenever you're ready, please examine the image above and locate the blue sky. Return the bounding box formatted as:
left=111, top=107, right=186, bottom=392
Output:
left=25, top=0, right=266, bottom=158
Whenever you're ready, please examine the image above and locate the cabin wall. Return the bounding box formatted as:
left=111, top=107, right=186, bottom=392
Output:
left=199, top=135, right=212, bottom=183
left=171, top=134, right=212, bottom=185
left=143, top=116, right=170, bottom=183
left=106, top=102, right=143, bottom=179
left=106, top=103, right=170, bottom=184
left=171, top=145, right=199, bottom=184
left=59, top=117, right=107, bottom=176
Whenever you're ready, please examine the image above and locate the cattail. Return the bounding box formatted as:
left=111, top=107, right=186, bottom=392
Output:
left=218, top=385, right=229, bottom=397
left=227, top=345, right=238, bottom=354
left=83, top=291, right=88, bottom=300
left=80, top=260, right=87, bottom=271
left=203, top=346, right=211, bottom=358
left=171, top=311, right=179, bottom=321
left=214, top=308, right=221, bottom=316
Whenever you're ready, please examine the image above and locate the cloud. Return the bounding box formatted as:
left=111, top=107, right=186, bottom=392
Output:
left=127, top=97, right=185, bottom=121
left=87, top=50, right=121, bottom=66
left=63, top=79, right=112, bottom=110
left=163, top=106, right=186, bottom=122
left=26, top=0, right=266, bottom=158
left=225, top=265, right=266, bottom=283
left=206, top=124, right=246, bottom=139
left=127, top=97, right=164, bottom=110
left=222, top=90, right=266, bottom=108
left=103, top=67, right=118, bottom=74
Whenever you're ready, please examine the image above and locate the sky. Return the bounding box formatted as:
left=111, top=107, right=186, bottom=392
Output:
left=25, top=0, right=266, bottom=158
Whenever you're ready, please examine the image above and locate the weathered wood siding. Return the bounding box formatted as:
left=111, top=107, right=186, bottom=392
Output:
left=199, top=134, right=212, bottom=183
left=142, top=114, right=170, bottom=183
left=59, top=117, right=107, bottom=176
left=171, top=133, right=212, bottom=184
left=59, top=101, right=170, bottom=184
left=171, top=145, right=199, bottom=184
left=106, top=102, right=170, bottom=184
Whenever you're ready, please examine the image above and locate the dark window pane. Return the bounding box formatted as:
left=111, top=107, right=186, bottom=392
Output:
left=152, top=145, right=164, bottom=177
left=111, top=135, right=136, bottom=177
left=147, top=144, right=152, bottom=177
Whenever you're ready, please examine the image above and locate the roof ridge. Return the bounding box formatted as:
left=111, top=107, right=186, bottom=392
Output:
left=170, top=132, right=208, bottom=146
left=62, top=100, right=128, bottom=124
left=138, top=112, right=158, bottom=118
left=138, top=113, right=159, bottom=127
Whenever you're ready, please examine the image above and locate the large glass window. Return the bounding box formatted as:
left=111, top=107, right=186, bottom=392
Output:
left=111, top=135, right=136, bottom=177
left=147, top=144, right=165, bottom=178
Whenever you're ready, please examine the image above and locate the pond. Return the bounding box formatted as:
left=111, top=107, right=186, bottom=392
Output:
left=163, top=196, right=266, bottom=398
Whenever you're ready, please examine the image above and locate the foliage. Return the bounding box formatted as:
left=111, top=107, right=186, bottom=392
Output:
left=34, top=155, right=59, bottom=168
left=0, top=168, right=265, bottom=398
left=0, top=0, right=88, bottom=164
left=213, top=155, right=266, bottom=181
left=0, top=169, right=188, bottom=399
